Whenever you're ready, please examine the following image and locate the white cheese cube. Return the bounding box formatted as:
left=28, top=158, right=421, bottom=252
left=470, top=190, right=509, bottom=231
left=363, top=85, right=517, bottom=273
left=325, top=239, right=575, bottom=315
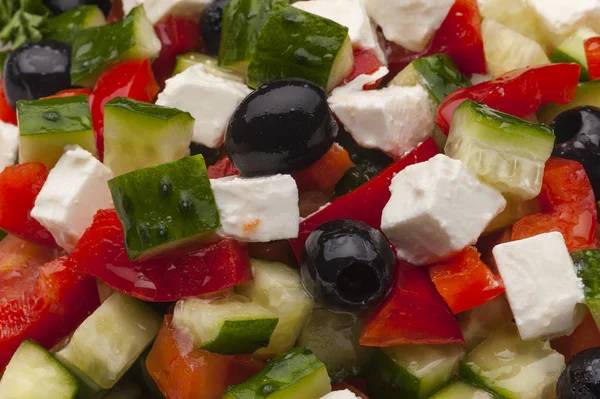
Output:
left=493, top=232, right=586, bottom=340
left=381, top=154, right=506, bottom=265
left=320, top=390, right=360, bottom=399
left=156, top=64, right=251, bottom=148
left=293, top=0, right=386, bottom=64
left=363, top=0, right=454, bottom=52
left=122, top=0, right=211, bottom=24
left=328, top=84, right=434, bottom=158
left=31, top=146, right=114, bottom=252
left=211, top=174, right=299, bottom=242
left=525, top=0, right=600, bottom=44
left=0, top=121, right=18, bottom=173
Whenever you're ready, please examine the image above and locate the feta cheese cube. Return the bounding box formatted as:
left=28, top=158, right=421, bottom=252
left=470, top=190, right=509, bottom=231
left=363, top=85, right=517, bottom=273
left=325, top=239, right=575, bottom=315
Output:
left=31, top=146, right=114, bottom=252
left=211, top=174, right=299, bottom=242
left=122, top=0, right=211, bottom=24
left=328, top=84, right=434, bottom=158
left=381, top=154, right=506, bottom=265
left=156, top=64, right=251, bottom=148
left=293, top=0, right=386, bottom=63
left=493, top=232, right=586, bottom=340
left=320, top=390, right=360, bottom=399
left=363, top=0, right=454, bottom=52
left=525, top=0, right=600, bottom=43
left=0, top=121, right=18, bottom=173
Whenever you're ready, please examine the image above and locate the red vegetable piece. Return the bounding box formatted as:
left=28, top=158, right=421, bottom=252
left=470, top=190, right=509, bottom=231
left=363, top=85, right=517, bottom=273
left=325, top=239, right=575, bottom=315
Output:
left=0, top=163, right=55, bottom=246
left=70, top=209, right=252, bottom=302
left=551, top=310, right=600, bottom=362
left=89, top=59, right=159, bottom=159
left=294, top=144, right=355, bottom=192
left=585, top=37, right=600, bottom=81
left=0, top=80, right=17, bottom=125
left=289, top=137, right=439, bottom=262
left=343, top=49, right=385, bottom=90
left=428, top=247, right=505, bottom=314
left=207, top=155, right=241, bottom=179
left=107, top=0, right=124, bottom=23
left=43, top=88, right=91, bottom=99
left=360, top=265, right=464, bottom=347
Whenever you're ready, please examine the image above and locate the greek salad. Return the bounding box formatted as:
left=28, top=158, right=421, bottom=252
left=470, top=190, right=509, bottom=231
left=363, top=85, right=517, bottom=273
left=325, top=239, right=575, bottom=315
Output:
left=1, top=0, right=600, bottom=398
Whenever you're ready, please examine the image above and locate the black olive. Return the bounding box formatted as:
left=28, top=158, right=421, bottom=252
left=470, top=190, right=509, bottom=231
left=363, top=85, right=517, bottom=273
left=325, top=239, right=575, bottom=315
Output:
left=201, top=0, right=231, bottom=56
left=225, top=78, right=337, bottom=176
left=43, top=0, right=111, bottom=16
left=4, top=41, right=72, bottom=109
left=557, top=348, right=600, bottom=399
left=551, top=106, right=600, bottom=198
left=301, top=219, right=394, bottom=312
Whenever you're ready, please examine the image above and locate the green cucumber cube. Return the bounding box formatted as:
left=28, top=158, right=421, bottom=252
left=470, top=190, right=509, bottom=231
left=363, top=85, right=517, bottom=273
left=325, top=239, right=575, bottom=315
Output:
left=247, top=4, right=354, bottom=91
left=366, top=345, right=465, bottom=399
left=174, top=52, right=245, bottom=83
left=103, top=97, right=194, bottom=176
left=457, top=295, right=514, bottom=350
left=571, top=249, right=600, bottom=329
left=44, top=5, right=106, bottom=44
left=71, top=6, right=161, bottom=87
left=108, top=155, right=221, bottom=260
left=551, top=27, right=598, bottom=82
left=460, top=323, right=564, bottom=399
left=428, top=380, right=495, bottom=399
left=538, top=80, right=600, bottom=125
left=445, top=100, right=555, bottom=201
left=17, top=95, right=96, bottom=168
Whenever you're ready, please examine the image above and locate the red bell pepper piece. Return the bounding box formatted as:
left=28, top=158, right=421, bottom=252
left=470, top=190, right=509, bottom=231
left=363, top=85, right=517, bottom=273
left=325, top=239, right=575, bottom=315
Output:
left=343, top=49, right=385, bottom=90
left=289, top=137, right=439, bottom=261
left=0, top=163, right=55, bottom=246
left=333, top=381, right=369, bottom=399
left=0, top=80, right=17, bottom=125
left=89, top=59, right=159, bottom=160
left=207, top=155, right=241, bottom=179
left=43, top=88, right=91, bottom=99
left=585, top=37, right=600, bottom=81
left=436, top=64, right=581, bottom=134
left=107, top=0, right=124, bottom=23
left=512, top=157, right=597, bottom=252
left=0, top=237, right=100, bottom=371
left=428, top=247, right=505, bottom=314
left=360, top=264, right=465, bottom=347
left=146, top=315, right=265, bottom=399
left=294, top=144, right=355, bottom=192
left=70, top=209, right=252, bottom=302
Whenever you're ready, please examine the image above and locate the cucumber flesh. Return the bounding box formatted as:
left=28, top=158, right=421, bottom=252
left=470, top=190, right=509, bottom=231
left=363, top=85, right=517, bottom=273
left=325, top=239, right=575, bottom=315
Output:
left=457, top=295, right=514, bottom=351
left=428, top=380, right=494, bottom=399
left=537, top=80, right=600, bottom=125
left=445, top=100, right=555, bottom=201
left=571, top=250, right=600, bottom=329
left=173, top=53, right=245, bottom=83
left=0, top=340, right=78, bottom=399
left=551, top=27, right=598, bottom=82
left=44, top=5, right=106, bottom=44
left=483, top=197, right=540, bottom=234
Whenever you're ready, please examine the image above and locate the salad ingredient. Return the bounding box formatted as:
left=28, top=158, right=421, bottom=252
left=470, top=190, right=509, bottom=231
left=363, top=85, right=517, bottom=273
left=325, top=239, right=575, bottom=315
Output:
left=121, top=0, right=211, bottom=25
left=301, top=219, right=394, bottom=312
left=70, top=6, right=161, bottom=87
left=208, top=154, right=240, bottom=179
left=428, top=380, right=494, bottom=399
left=537, top=80, right=600, bottom=125
left=172, top=52, right=244, bottom=82
left=557, top=348, right=600, bottom=399
left=211, top=174, right=299, bottom=242
left=43, top=5, right=106, bottom=44
left=246, top=5, right=354, bottom=91
left=0, top=121, right=18, bottom=172
left=551, top=27, right=598, bottom=82
left=17, top=95, right=96, bottom=168
left=55, top=292, right=161, bottom=392
left=3, top=40, right=71, bottom=108
left=333, top=164, right=379, bottom=199
left=30, top=146, right=113, bottom=252
left=585, top=37, right=600, bottom=80
left=571, top=250, right=600, bottom=328
left=0, top=81, right=17, bottom=124
left=44, top=0, right=111, bottom=15
left=381, top=154, right=506, bottom=266
left=344, top=51, right=386, bottom=89
left=108, top=155, right=220, bottom=260
left=0, top=0, right=50, bottom=50
left=457, top=295, right=513, bottom=350
left=322, top=390, right=361, bottom=399
left=294, top=144, right=354, bottom=193
left=226, top=78, right=337, bottom=176
left=201, top=0, right=230, bottom=56
left=222, top=347, right=332, bottom=399
left=103, top=97, right=193, bottom=176
left=71, top=209, right=251, bottom=301
left=493, top=232, right=585, bottom=340
left=0, top=340, right=78, bottom=399
left=157, top=63, right=250, bottom=148
left=551, top=311, right=600, bottom=362
left=445, top=100, right=555, bottom=201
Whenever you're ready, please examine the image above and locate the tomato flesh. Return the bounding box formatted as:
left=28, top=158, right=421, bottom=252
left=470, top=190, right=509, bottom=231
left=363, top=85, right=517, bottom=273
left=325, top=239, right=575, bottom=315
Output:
left=294, top=144, right=355, bottom=192
left=585, top=37, right=600, bottom=81
left=207, top=155, right=241, bottom=179
left=343, top=49, right=385, bottom=90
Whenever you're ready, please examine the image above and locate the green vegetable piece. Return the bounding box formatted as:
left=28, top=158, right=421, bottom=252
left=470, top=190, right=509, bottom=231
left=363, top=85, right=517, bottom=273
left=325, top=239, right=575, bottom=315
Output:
left=0, top=0, right=50, bottom=49
left=571, top=249, right=600, bottom=329
left=174, top=52, right=245, bottom=82
left=43, top=5, right=106, bottom=44
left=223, top=347, right=332, bottom=399
left=103, top=97, right=194, bottom=176
left=108, top=154, right=221, bottom=260
left=428, top=380, right=494, bottom=399
left=0, top=230, right=7, bottom=241
left=70, top=6, right=161, bottom=87
left=0, top=52, right=8, bottom=75
left=551, top=27, right=598, bottom=82
left=537, top=80, right=600, bottom=125
left=247, top=4, right=354, bottom=91
left=17, top=95, right=96, bottom=168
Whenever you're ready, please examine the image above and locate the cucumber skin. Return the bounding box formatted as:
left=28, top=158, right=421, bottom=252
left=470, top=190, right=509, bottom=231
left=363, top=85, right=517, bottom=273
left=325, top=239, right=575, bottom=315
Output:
left=202, top=318, right=279, bottom=355
left=366, top=350, right=421, bottom=399
left=571, top=250, right=600, bottom=327
left=550, top=50, right=590, bottom=82
left=459, top=364, right=505, bottom=399
left=537, top=80, right=600, bottom=125
left=411, top=54, right=470, bottom=105
left=44, top=5, right=106, bottom=44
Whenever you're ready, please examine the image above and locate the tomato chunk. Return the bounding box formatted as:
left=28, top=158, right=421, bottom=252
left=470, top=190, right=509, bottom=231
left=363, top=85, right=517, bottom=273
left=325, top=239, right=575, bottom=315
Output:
left=0, top=81, right=16, bottom=125
left=343, top=49, right=385, bottom=90
left=294, top=144, right=355, bottom=192
left=585, top=37, right=600, bottom=81
left=70, top=209, right=252, bottom=302
left=207, top=155, right=241, bottom=179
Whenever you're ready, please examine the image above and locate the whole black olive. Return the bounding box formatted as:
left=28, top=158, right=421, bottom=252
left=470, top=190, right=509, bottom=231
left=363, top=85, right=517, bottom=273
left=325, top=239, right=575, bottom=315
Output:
left=43, top=0, right=111, bottom=16
left=557, top=347, right=600, bottom=398
left=301, top=219, right=394, bottom=312
left=4, top=41, right=72, bottom=109
left=551, top=106, right=600, bottom=198
left=201, top=0, right=231, bottom=56
left=225, top=78, right=337, bottom=176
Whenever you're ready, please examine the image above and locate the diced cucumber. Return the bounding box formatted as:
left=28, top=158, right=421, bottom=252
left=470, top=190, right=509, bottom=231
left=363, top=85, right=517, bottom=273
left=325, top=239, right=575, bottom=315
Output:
left=457, top=295, right=514, bottom=351
left=17, top=95, right=96, bottom=168
left=54, top=293, right=161, bottom=391
left=103, top=380, right=142, bottom=399
left=0, top=340, right=78, bottom=399
left=481, top=18, right=550, bottom=78
left=484, top=197, right=540, bottom=234
left=551, top=27, right=598, bottom=81
left=297, top=306, right=373, bottom=383
left=445, top=100, right=555, bottom=201
left=222, top=347, right=332, bottom=399
left=366, top=345, right=465, bottom=399
left=44, top=5, right=106, bottom=44
left=571, top=250, right=600, bottom=329
left=460, top=323, right=565, bottom=399
left=247, top=4, right=354, bottom=91
left=537, top=80, right=600, bottom=125
left=236, top=258, right=314, bottom=356
left=103, top=97, right=194, bottom=176
left=173, top=53, right=245, bottom=83
left=172, top=295, right=278, bottom=355
left=428, top=380, right=495, bottom=399
left=108, top=155, right=221, bottom=260
left=70, top=6, right=161, bottom=87
left=219, top=0, right=288, bottom=72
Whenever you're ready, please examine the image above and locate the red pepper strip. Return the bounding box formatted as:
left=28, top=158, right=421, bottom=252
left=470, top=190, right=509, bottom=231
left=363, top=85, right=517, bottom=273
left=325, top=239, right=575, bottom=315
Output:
left=585, top=37, right=600, bottom=81
left=289, top=137, right=439, bottom=262
left=0, top=80, right=17, bottom=125
left=343, top=49, right=385, bottom=90
left=70, top=209, right=253, bottom=302
left=207, top=155, right=241, bottom=179
left=43, top=88, right=91, bottom=99
left=294, top=144, right=355, bottom=192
